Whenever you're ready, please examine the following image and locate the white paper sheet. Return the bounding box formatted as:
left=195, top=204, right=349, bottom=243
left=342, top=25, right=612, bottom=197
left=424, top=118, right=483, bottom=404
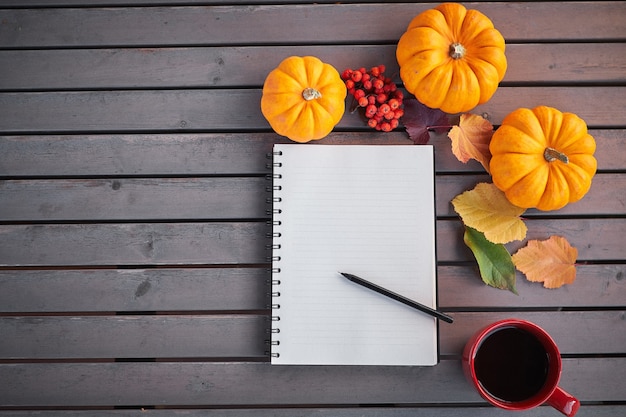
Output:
left=271, top=144, right=437, bottom=366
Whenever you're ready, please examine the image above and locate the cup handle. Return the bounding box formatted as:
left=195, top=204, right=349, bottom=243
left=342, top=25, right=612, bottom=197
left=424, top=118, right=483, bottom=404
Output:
left=547, top=386, right=580, bottom=416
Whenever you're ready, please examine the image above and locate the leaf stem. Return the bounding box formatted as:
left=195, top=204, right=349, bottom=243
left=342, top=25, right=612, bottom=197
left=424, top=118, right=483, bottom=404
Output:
left=427, top=124, right=454, bottom=131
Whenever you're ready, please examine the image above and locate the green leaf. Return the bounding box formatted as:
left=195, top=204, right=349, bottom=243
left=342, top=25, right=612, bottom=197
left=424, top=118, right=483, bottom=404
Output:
left=463, top=226, right=518, bottom=295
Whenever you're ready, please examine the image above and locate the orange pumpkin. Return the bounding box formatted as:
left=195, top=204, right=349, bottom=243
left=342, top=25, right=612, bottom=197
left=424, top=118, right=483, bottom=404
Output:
left=396, top=3, right=507, bottom=114
left=261, top=56, right=346, bottom=143
left=489, top=106, right=597, bottom=211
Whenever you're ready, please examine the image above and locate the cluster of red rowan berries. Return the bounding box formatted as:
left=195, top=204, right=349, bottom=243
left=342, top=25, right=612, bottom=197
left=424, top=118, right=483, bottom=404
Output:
left=341, top=65, right=404, bottom=132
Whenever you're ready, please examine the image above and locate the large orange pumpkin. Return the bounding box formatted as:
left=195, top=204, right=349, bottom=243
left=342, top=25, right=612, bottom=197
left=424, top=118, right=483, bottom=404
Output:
left=261, top=56, right=346, bottom=143
left=396, top=3, right=507, bottom=114
left=489, top=106, right=597, bottom=211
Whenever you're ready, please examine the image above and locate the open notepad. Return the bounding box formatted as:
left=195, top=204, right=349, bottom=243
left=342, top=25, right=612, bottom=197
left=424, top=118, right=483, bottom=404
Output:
left=270, top=144, right=437, bottom=366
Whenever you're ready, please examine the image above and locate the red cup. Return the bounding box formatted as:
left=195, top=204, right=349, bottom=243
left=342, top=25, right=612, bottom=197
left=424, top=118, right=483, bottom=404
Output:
left=462, top=319, right=579, bottom=416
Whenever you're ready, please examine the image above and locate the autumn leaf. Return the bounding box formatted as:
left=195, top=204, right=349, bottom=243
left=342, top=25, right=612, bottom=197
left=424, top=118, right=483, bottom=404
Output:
left=402, top=99, right=450, bottom=144
left=464, top=226, right=518, bottom=294
left=452, top=182, right=527, bottom=244
left=512, top=236, right=578, bottom=289
left=448, top=113, right=494, bottom=172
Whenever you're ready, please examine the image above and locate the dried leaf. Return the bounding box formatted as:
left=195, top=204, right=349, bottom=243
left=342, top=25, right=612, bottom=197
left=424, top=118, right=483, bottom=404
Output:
left=464, top=226, right=518, bottom=294
left=448, top=113, right=494, bottom=172
left=452, top=182, right=527, bottom=244
left=402, top=99, right=450, bottom=144
left=512, top=236, right=578, bottom=289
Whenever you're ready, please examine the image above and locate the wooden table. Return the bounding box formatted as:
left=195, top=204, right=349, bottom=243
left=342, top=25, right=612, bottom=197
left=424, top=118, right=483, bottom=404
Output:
left=1, top=1, right=625, bottom=415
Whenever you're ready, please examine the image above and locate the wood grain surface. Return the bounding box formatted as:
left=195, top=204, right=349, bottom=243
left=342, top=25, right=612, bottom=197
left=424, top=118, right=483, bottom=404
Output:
left=0, top=0, right=624, bottom=415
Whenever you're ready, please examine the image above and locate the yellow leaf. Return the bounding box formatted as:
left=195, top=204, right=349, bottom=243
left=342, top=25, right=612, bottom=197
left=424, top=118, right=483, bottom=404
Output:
left=449, top=113, right=494, bottom=172
left=452, top=182, right=527, bottom=244
left=512, top=236, right=578, bottom=289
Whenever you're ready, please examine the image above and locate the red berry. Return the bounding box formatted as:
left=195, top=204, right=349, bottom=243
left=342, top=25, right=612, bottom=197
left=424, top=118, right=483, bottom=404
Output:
left=365, top=104, right=378, bottom=117
left=361, top=73, right=370, bottom=81
left=376, top=93, right=388, bottom=104
left=370, top=66, right=380, bottom=77
left=351, top=71, right=362, bottom=82
left=390, top=119, right=399, bottom=129
left=354, top=89, right=365, bottom=99
left=393, top=90, right=404, bottom=100
left=367, top=118, right=378, bottom=128
left=378, top=64, right=386, bottom=74
left=359, top=67, right=367, bottom=74
left=388, top=98, right=400, bottom=110
left=393, top=109, right=404, bottom=119
left=341, top=69, right=353, bottom=80
left=345, top=79, right=355, bottom=89
left=381, top=122, right=392, bottom=132
left=367, top=95, right=376, bottom=105
left=379, top=104, right=391, bottom=114
left=358, top=96, right=369, bottom=107
left=373, top=79, right=384, bottom=90
left=384, top=111, right=395, bottom=120
left=363, top=80, right=373, bottom=90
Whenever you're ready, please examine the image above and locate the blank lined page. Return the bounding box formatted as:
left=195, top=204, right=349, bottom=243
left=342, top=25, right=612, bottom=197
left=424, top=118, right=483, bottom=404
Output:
left=271, top=144, right=437, bottom=366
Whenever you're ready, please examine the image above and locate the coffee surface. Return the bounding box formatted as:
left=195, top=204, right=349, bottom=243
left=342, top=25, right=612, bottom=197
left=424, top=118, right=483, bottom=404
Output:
left=474, top=327, right=550, bottom=402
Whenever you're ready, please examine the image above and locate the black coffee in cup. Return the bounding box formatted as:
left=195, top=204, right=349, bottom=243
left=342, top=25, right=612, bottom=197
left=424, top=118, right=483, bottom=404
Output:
left=474, top=326, right=550, bottom=402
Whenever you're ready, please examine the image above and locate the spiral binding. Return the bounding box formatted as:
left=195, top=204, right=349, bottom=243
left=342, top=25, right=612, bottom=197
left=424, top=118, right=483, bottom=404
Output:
left=266, top=150, right=283, bottom=359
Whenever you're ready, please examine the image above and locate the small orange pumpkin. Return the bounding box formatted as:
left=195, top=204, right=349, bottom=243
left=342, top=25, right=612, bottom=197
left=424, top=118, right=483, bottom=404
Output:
left=489, top=106, right=597, bottom=211
left=261, top=56, right=346, bottom=143
left=396, top=3, right=507, bottom=114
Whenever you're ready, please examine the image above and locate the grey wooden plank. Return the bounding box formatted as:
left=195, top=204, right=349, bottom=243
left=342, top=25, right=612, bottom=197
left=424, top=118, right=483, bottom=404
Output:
left=0, top=46, right=398, bottom=90
left=0, top=129, right=623, bottom=177
left=0, top=87, right=623, bottom=133
left=0, top=222, right=270, bottom=267
left=436, top=173, right=626, bottom=217
left=0, top=358, right=622, bottom=406
left=1, top=311, right=622, bottom=359
left=2, top=406, right=625, bottom=417
left=437, top=217, right=626, bottom=263
left=474, top=86, right=626, bottom=128
left=440, top=311, right=626, bottom=356
left=0, top=218, right=622, bottom=267
left=2, top=0, right=401, bottom=4
left=0, top=264, right=623, bottom=314
left=1, top=173, right=622, bottom=222
left=0, top=3, right=624, bottom=48
left=1, top=264, right=623, bottom=313
left=0, top=315, right=269, bottom=359
left=439, top=264, right=626, bottom=308
left=0, top=133, right=411, bottom=177
left=0, top=268, right=270, bottom=313
left=2, top=43, right=624, bottom=90
left=0, top=177, right=268, bottom=221
left=1, top=405, right=625, bottom=417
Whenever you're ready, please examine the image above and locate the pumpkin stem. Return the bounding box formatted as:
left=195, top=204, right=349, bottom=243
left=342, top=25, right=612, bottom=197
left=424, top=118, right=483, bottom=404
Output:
left=449, top=43, right=466, bottom=59
left=544, top=147, right=569, bottom=164
left=302, top=87, right=322, bottom=101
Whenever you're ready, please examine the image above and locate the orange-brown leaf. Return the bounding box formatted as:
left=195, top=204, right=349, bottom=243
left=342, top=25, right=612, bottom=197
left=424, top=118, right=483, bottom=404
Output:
left=448, top=113, right=494, bottom=172
left=512, top=236, right=578, bottom=289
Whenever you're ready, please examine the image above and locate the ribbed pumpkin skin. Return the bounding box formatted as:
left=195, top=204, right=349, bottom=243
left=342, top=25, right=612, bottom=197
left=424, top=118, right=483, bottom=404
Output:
left=261, top=56, right=346, bottom=143
left=489, top=106, right=597, bottom=211
left=396, top=3, right=507, bottom=114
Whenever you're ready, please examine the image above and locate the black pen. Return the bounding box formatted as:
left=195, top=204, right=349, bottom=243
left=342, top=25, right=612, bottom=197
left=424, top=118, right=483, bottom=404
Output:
left=340, top=272, right=454, bottom=323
